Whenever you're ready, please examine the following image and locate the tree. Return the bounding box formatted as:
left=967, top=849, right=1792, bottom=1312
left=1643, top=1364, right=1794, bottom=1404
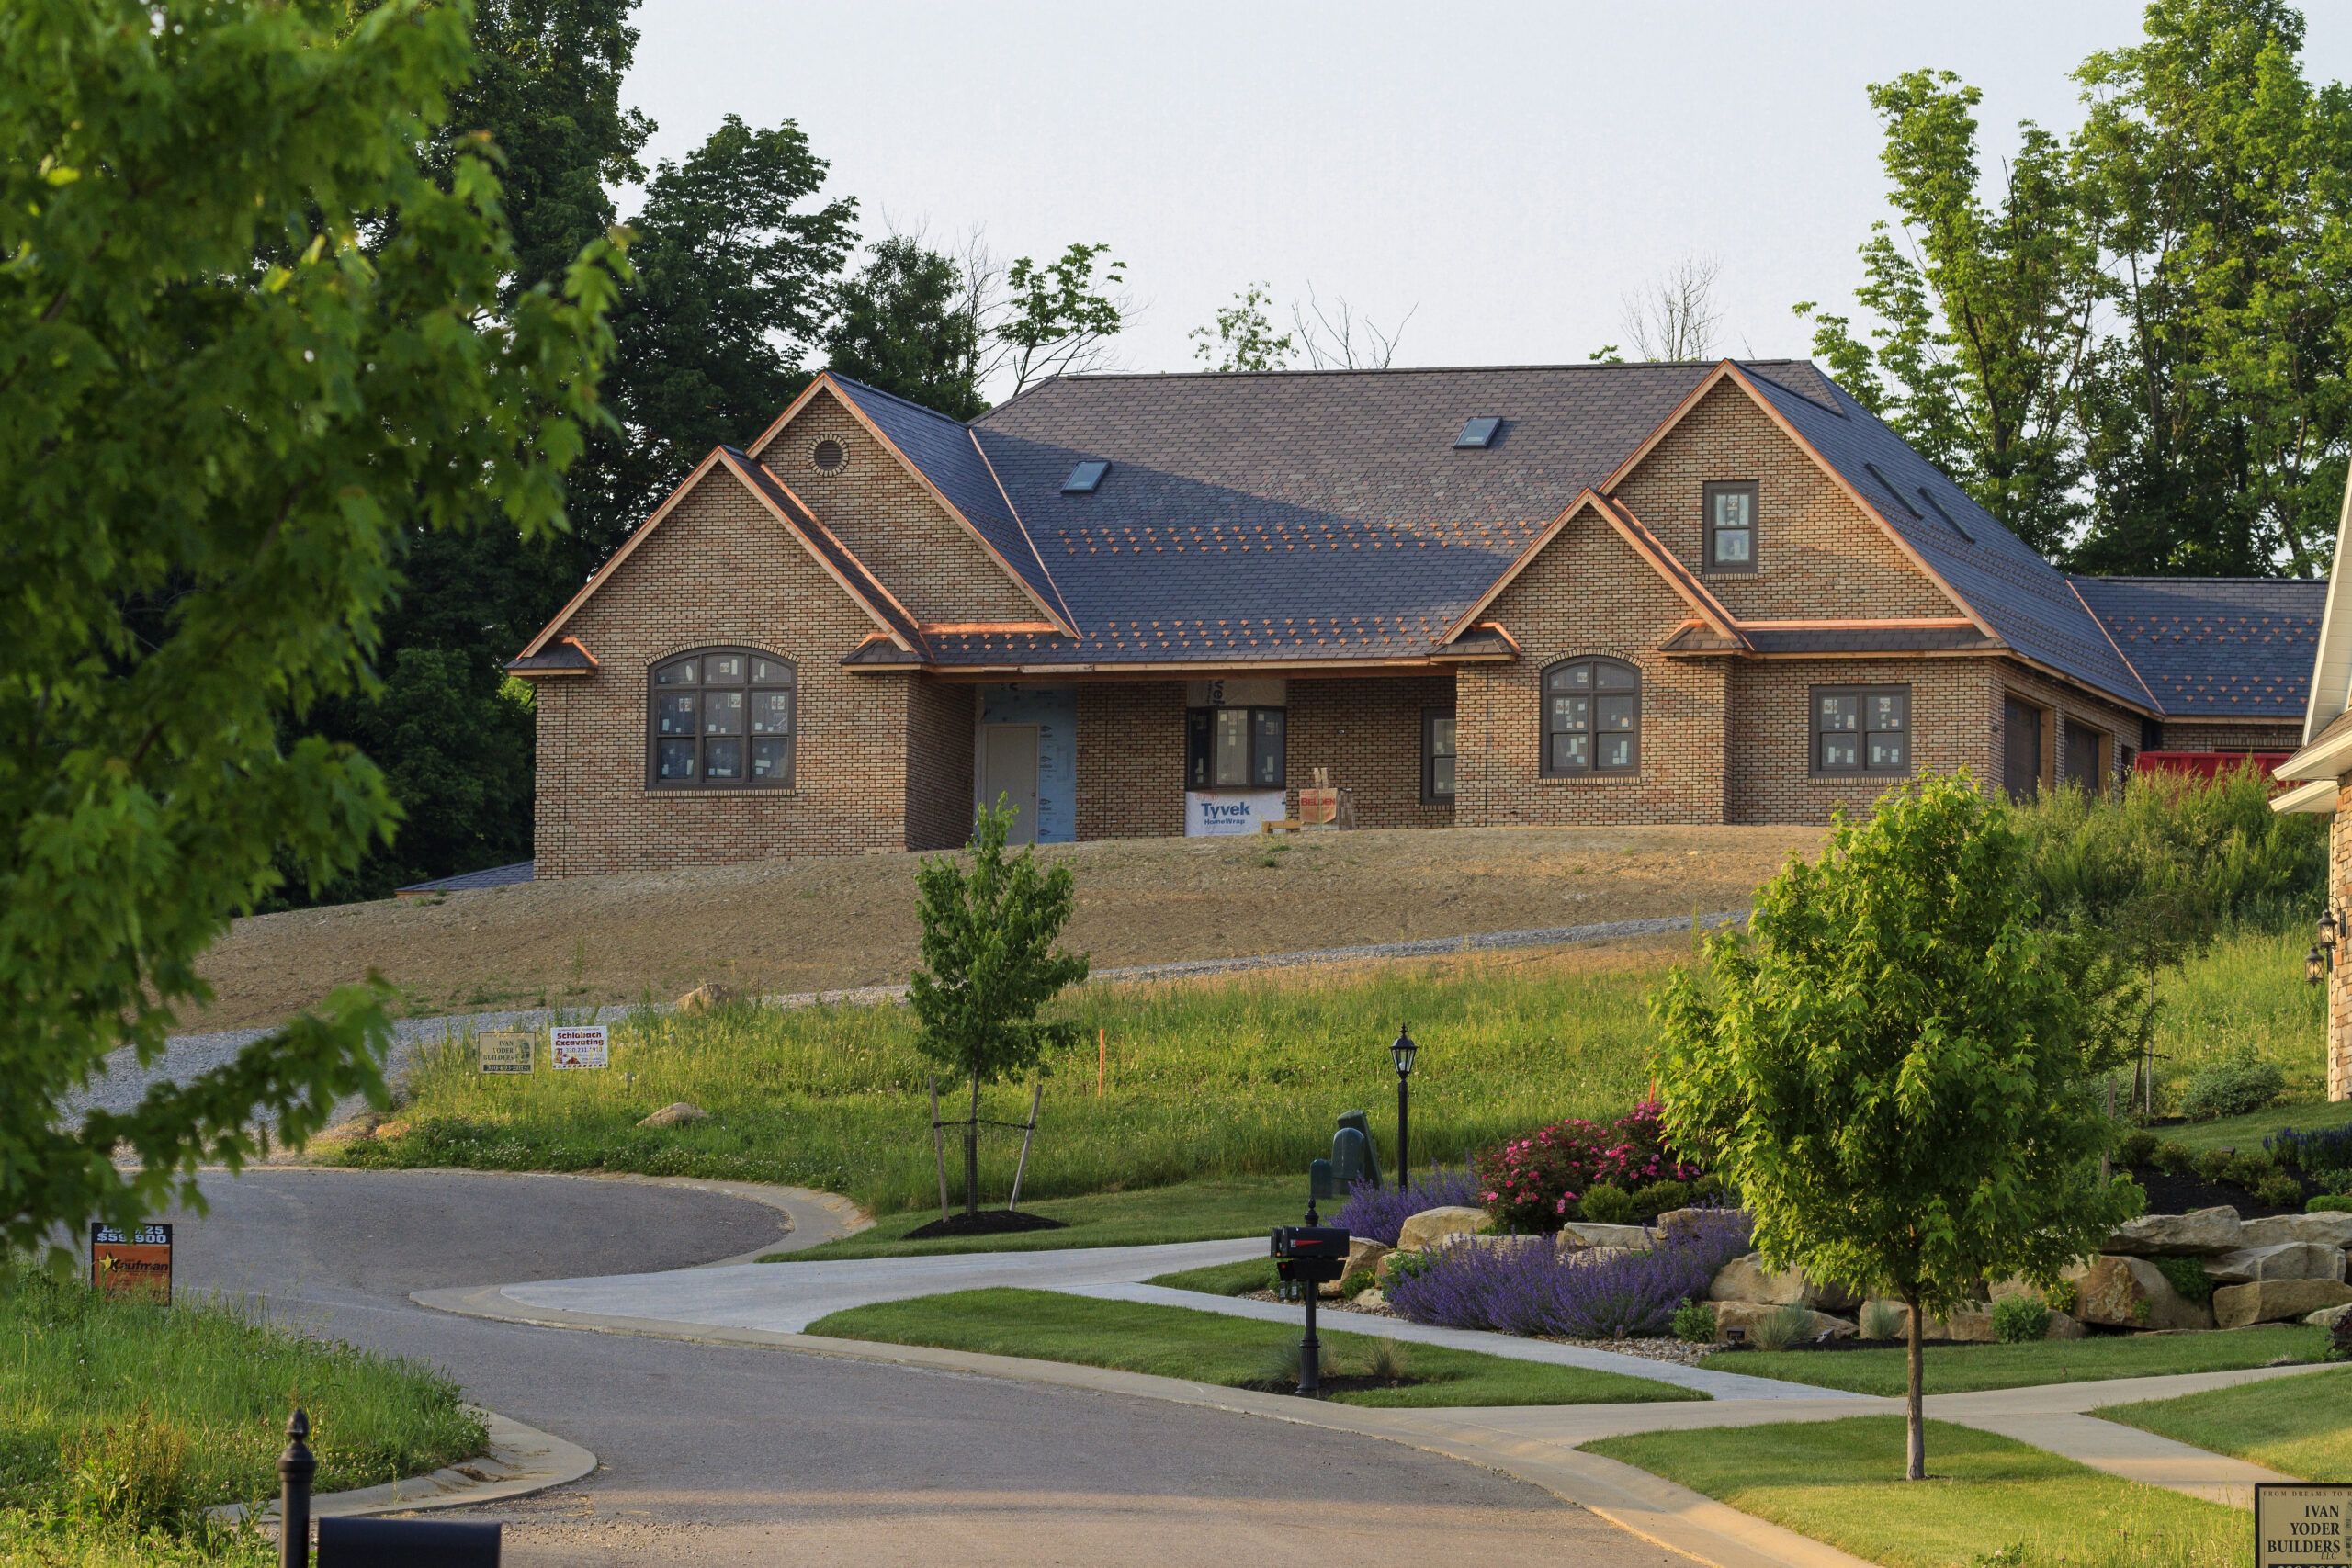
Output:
left=827, top=234, right=986, bottom=418
left=1291, top=285, right=1414, bottom=370
left=907, top=803, right=1091, bottom=1218
left=1191, top=283, right=1296, bottom=371
left=1622, top=256, right=1725, bottom=362
left=1653, top=775, right=2141, bottom=1479
left=986, top=241, right=1128, bottom=396
left=1, top=0, right=619, bottom=1256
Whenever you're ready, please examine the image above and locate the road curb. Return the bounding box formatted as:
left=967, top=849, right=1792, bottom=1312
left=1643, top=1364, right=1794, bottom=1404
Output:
left=211, top=1405, right=595, bottom=1526
left=412, top=1283, right=1871, bottom=1568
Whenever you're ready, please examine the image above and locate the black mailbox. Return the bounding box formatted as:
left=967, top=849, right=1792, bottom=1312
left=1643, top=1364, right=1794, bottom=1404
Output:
left=1270, top=1224, right=1351, bottom=1284
left=318, top=1516, right=502, bottom=1567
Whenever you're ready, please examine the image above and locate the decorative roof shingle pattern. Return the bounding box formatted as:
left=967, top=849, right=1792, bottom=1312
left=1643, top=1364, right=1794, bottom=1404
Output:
left=2069, top=576, right=2324, bottom=718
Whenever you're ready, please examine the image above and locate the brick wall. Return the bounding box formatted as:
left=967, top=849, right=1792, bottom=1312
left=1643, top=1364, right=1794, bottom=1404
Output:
left=1724, top=659, right=1995, bottom=824
left=1076, top=682, right=1189, bottom=841
left=2157, top=718, right=2303, bottom=753
left=1455, top=509, right=1729, bottom=826
left=1284, top=675, right=1457, bottom=829
left=756, top=388, right=1042, bottom=626
left=1613, top=379, right=1962, bottom=621
left=2334, top=783, right=2351, bottom=1102
left=906, top=679, right=977, bottom=851
left=532, top=468, right=918, bottom=876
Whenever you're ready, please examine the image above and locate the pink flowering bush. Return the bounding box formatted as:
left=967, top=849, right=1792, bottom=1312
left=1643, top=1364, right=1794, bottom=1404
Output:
left=1474, top=1101, right=1702, bottom=1232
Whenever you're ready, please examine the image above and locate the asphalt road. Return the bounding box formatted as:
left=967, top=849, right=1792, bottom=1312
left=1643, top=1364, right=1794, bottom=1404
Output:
left=174, top=1168, right=1682, bottom=1567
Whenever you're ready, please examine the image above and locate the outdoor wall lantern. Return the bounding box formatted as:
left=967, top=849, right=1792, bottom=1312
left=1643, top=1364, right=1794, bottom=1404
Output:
left=2311, top=908, right=2344, bottom=985
left=1390, top=1024, right=1418, bottom=1187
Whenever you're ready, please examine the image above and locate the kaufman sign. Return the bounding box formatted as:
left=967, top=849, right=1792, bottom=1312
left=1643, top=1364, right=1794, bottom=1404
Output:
left=550, top=1024, right=609, bottom=1070
left=1184, top=789, right=1285, bottom=837
left=90, top=1223, right=172, bottom=1303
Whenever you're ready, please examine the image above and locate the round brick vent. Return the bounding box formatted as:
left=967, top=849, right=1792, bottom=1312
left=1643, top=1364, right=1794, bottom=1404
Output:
left=811, top=438, right=845, bottom=473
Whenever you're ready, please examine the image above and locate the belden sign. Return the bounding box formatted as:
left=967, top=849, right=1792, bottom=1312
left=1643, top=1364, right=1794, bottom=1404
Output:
left=2258, top=1483, right=2350, bottom=1566
left=89, top=1222, right=172, bottom=1303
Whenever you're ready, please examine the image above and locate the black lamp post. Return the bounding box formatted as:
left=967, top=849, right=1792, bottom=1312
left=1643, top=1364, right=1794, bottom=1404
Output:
left=2312, top=908, right=2343, bottom=985
left=1390, top=1024, right=1418, bottom=1188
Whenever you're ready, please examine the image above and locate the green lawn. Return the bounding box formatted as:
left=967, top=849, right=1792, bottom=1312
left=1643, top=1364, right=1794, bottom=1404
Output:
left=804, top=1287, right=1700, bottom=1407
left=1148, top=1258, right=1279, bottom=1296
left=1588, top=1416, right=2244, bottom=1567
left=2097, top=1366, right=2352, bottom=1481
left=321, top=927, right=2315, bottom=1213
left=2163, top=1095, right=2352, bottom=1154
left=1701, top=1325, right=2327, bottom=1395
left=0, top=1267, right=481, bottom=1565
left=770, top=1175, right=1301, bottom=1261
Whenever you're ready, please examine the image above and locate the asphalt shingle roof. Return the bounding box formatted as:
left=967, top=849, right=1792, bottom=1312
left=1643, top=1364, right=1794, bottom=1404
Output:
left=722, top=448, right=928, bottom=652
left=2069, top=576, right=2324, bottom=718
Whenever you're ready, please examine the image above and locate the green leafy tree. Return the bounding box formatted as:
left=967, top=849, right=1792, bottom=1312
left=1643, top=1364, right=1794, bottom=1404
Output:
left=1191, top=283, right=1296, bottom=372
left=0, top=0, right=620, bottom=1256
left=827, top=235, right=986, bottom=418
left=989, top=241, right=1127, bottom=396
left=1654, top=775, right=2141, bottom=1479
left=908, top=803, right=1091, bottom=1217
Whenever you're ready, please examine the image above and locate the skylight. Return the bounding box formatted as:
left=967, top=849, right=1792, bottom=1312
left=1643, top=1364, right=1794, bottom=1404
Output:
left=1917, top=486, right=1976, bottom=544
left=1061, top=459, right=1110, bottom=494
left=1454, top=416, right=1502, bottom=449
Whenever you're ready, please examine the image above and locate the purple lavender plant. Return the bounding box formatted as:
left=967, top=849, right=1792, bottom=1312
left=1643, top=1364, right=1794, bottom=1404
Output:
left=1335, top=1167, right=1481, bottom=1246
left=1386, top=1209, right=1751, bottom=1339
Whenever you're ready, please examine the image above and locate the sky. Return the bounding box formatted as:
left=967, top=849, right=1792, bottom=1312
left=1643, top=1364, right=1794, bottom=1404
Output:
left=620, top=1, right=2352, bottom=392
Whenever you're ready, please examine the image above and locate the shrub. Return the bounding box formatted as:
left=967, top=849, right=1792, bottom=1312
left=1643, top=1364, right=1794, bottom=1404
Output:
left=2045, top=1278, right=2080, bottom=1316
left=2152, top=1141, right=2199, bottom=1176
left=2256, top=1172, right=2309, bottom=1211
left=1361, top=1337, right=1412, bottom=1383
left=1335, top=1168, right=1480, bottom=1247
left=1669, top=1301, right=1717, bottom=1344
left=1747, top=1303, right=1815, bottom=1352
left=1385, top=1247, right=1438, bottom=1284
left=1859, top=1300, right=1906, bottom=1341
left=1386, top=1212, right=1752, bottom=1339
left=2117, top=1129, right=2159, bottom=1168
left=2269, top=1124, right=2352, bottom=1175
left=2311, top=1194, right=2352, bottom=1214
left=1337, top=1269, right=1376, bottom=1299
left=1990, top=1296, right=2051, bottom=1345
left=1630, top=1179, right=1693, bottom=1219
left=2152, top=1255, right=2214, bottom=1305
left=2178, top=1047, right=2286, bottom=1122
left=1579, top=1183, right=1635, bottom=1225
left=2223, top=1149, right=2278, bottom=1190
left=1473, top=1101, right=1702, bottom=1232
left=2196, top=1148, right=2237, bottom=1184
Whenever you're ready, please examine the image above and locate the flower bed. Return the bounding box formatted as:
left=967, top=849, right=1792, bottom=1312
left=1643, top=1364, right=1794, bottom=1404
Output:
left=1335, top=1168, right=1480, bottom=1246
left=1473, top=1100, right=1706, bottom=1231
left=1385, top=1211, right=1752, bottom=1339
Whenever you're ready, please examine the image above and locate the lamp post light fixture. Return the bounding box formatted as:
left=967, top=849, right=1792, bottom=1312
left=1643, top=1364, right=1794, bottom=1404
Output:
left=2312, top=908, right=2345, bottom=986
left=1390, top=1024, right=1418, bottom=1188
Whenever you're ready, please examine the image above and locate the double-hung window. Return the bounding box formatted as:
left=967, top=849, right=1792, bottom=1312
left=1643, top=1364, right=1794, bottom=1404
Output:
left=1186, top=705, right=1285, bottom=788
left=1423, top=709, right=1457, bottom=803
left=1543, top=659, right=1639, bottom=776
left=1704, top=480, right=1758, bottom=572
left=1811, top=685, right=1909, bottom=777
left=649, top=649, right=796, bottom=788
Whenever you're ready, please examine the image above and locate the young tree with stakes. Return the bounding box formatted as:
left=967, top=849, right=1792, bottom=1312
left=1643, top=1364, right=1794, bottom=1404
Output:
left=909, top=802, right=1091, bottom=1218
left=1653, top=774, right=2142, bottom=1480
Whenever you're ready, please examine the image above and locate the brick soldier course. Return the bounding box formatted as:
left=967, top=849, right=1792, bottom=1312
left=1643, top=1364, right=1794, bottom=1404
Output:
left=513, top=359, right=2320, bottom=876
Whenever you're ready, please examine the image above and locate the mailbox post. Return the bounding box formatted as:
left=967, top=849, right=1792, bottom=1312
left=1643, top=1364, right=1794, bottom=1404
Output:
left=1270, top=1160, right=1350, bottom=1395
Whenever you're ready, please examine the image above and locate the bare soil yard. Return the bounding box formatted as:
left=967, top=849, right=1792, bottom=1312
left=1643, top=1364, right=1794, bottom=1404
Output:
left=193, top=824, right=1822, bottom=1029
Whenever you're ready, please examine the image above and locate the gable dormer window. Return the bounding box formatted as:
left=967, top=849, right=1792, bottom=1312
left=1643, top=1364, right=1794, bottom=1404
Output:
left=1704, top=480, right=1758, bottom=573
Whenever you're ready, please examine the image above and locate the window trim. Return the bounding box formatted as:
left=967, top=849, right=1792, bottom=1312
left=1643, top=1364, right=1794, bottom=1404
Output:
left=1184, top=705, right=1286, bottom=790
left=1422, top=706, right=1457, bottom=805
left=646, top=647, right=797, bottom=791
left=1809, top=683, right=1911, bottom=780
left=1703, top=479, right=1759, bottom=575
left=1540, top=657, right=1641, bottom=779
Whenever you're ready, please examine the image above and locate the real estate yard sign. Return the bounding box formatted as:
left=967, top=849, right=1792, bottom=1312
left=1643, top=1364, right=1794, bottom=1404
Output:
left=2258, top=1483, right=2349, bottom=1565
left=477, top=1028, right=534, bottom=1074
left=550, top=1024, right=609, bottom=1070
left=89, top=1223, right=172, bottom=1303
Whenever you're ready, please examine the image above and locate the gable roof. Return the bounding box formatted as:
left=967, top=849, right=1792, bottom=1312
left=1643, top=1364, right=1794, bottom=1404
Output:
left=2070, top=576, right=2325, bottom=720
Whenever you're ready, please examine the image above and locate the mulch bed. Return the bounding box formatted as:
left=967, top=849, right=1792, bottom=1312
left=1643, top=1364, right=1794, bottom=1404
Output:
left=902, top=1209, right=1069, bottom=1240
left=2126, top=1164, right=2307, bottom=1220
left=1261, top=1374, right=1423, bottom=1399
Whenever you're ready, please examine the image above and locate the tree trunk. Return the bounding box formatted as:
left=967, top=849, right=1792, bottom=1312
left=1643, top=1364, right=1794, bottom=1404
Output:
left=965, top=1069, right=982, bottom=1219
left=1903, top=1286, right=1926, bottom=1481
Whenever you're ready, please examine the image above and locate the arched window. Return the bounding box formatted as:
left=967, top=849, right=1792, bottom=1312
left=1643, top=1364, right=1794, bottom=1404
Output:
left=1542, top=658, right=1639, bottom=776
left=648, top=649, right=796, bottom=789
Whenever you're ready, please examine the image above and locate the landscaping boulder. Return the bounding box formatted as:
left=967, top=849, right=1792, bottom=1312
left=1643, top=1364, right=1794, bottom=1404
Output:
left=2305, top=1302, right=2352, bottom=1331
left=1396, top=1205, right=1493, bottom=1253
left=2043, top=1310, right=2088, bottom=1340
left=1651, top=1207, right=1739, bottom=1239
left=1555, top=1220, right=1654, bottom=1251
left=2212, top=1279, right=2352, bottom=1329
left=2242, top=1212, right=2352, bottom=1250
left=1708, top=1252, right=1861, bottom=1311
left=2066, top=1255, right=2215, bottom=1331
left=1711, top=1301, right=1856, bottom=1345
left=637, top=1101, right=707, bottom=1129
left=1345, top=1238, right=1392, bottom=1280
left=1926, top=1304, right=1996, bottom=1343
left=2203, top=1242, right=2346, bottom=1286
left=2102, top=1206, right=2242, bottom=1258
left=1350, top=1287, right=1386, bottom=1311
left=1857, top=1299, right=1912, bottom=1340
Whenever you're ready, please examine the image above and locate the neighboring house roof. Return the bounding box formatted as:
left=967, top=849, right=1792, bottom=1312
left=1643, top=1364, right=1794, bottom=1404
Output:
left=2070, top=577, right=2324, bottom=720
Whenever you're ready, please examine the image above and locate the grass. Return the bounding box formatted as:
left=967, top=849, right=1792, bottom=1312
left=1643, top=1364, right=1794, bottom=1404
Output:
left=804, top=1287, right=1700, bottom=1407
left=2162, top=1094, right=2352, bottom=1154
left=324, top=925, right=2326, bottom=1216
left=0, top=1267, right=482, bottom=1564
left=2150, top=925, right=2330, bottom=1107
left=1588, top=1416, right=2244, bottom=1567
left=2096, top=1366, right=2352, bottom=1481
left=768, top=1174, right=1301, bottom=1261
left=1148, top=1258, right=1279, bottom=1296
left=1699, top=1325, right=2327, bottom=1395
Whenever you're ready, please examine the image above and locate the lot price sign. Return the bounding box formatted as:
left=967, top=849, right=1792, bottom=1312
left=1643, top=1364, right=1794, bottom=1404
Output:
left=550, top=1024, right=609, bottom=1070
left=2259, top=1484, right=2351, bottom=1566
left=89, top=1223, right=172, bottom=1303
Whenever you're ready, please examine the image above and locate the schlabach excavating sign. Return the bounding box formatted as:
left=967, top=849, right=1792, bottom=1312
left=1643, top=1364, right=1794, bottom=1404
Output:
left=2258, top=1484, right=2350, bottom=1566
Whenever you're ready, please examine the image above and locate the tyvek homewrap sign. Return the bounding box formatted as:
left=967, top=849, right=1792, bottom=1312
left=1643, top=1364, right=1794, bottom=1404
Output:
left=1184, top=789, right=1285, bottom=837
left=2260, top=1485, right=2350, bottom=1564
left=550, top=1024, right=609, bottom=1070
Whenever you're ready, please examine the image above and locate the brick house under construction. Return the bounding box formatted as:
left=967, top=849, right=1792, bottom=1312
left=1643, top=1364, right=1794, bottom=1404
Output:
left=509, top=359, right=2321, bottom=877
